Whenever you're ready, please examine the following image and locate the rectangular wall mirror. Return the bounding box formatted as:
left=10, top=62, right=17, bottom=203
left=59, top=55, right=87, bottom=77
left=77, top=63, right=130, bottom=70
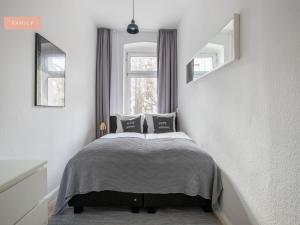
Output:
left=35, top=33, right=66, bottom=107
left=186, top=14, right=240, bottom=82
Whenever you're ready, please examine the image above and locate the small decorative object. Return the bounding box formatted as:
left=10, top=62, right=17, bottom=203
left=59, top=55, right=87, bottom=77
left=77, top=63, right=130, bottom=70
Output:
left=35, top=33, right=66, bottom=106
left=127, top=0, right=139, bottom=34
left=99, top=122, right=107, bottom=136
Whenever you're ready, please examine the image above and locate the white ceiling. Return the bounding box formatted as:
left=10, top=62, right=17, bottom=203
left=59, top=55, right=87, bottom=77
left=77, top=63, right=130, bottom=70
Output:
left=88, top=0, right=191, bottom=31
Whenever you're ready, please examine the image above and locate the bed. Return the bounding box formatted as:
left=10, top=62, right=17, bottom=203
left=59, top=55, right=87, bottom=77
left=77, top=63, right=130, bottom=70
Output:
left=54, top=116, right=222, bottom=214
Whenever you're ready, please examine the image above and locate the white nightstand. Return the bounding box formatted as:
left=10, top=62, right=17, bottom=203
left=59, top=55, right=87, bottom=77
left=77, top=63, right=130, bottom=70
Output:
left=0, top=160, right=48, bottom=225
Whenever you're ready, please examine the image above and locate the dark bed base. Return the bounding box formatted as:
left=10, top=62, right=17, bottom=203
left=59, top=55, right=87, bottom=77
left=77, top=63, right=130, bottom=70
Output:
left=68, top=191, right=212, bottom=214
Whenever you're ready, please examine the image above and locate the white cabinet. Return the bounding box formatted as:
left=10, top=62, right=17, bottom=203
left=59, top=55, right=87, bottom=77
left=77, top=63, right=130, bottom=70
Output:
left=0, top=161, right=48, bottom=225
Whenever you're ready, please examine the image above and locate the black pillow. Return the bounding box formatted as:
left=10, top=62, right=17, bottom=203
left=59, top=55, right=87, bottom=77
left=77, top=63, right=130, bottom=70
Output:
left=121, top=116, right=142, bottom=133
left=153, top=116, right=174, bottom=133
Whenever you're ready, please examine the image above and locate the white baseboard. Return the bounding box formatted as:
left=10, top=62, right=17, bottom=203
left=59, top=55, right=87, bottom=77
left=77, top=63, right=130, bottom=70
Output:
left=215, top=211, right=234, bottom=225
left=46, top=186, right=59, bottom=218
left=45, top=186, right=59, bottom=204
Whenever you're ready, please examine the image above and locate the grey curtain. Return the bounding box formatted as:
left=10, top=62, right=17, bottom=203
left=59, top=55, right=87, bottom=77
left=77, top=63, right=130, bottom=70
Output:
left=96, top=28, right=111, bottom=138
left=157, top=29, right=178, bottom=113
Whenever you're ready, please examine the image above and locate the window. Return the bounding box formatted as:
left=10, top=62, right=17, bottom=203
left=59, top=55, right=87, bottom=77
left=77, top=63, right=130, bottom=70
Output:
left=194, top=57, right=214, bottom=73
left=125, top=52, right=157, bottom=114
left=194, top=53, right=217, bottom=79
left=47, top=56, right=65, bottom=73
left=129, top=56, right=157, bottom=72
left=47, top=77, right=65, bottom=106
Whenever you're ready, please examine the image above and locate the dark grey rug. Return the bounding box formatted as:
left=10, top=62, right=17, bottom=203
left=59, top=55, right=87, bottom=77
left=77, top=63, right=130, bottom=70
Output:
left=49, top=207, right=221, bottom=225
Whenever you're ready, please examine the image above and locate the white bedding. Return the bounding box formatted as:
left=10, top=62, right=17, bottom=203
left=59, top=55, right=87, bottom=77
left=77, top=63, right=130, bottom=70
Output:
left=146, top=132, right=192, bottom=140
left=102, top=132, right=145, bottom=139
left=102, top=132, right=192, bottom=140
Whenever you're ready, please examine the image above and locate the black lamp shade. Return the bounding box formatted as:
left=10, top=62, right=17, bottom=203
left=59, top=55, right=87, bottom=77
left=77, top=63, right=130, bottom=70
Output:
left=127, top=19, right=139, bottom=34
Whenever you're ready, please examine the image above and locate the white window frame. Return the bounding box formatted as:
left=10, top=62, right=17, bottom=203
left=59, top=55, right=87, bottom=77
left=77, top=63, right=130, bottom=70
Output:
left=124, top=52, right=157, bottom=114
left=127, top=52, right=157, bottom=76
left=194, top=53, right=217, bottom=78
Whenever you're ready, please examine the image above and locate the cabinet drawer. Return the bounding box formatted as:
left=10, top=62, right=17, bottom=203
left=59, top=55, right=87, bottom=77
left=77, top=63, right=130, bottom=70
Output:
left=16, top=198, right=48, bottom=225
left=0, top=167, right=47, bottom=225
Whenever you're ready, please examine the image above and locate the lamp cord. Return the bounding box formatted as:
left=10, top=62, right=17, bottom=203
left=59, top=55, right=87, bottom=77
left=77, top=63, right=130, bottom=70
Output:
left=133, top=0, right=135, bottom=20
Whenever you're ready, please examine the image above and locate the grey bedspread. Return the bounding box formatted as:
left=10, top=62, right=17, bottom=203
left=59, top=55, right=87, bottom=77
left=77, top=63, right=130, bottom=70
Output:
left=54, top=134, right=222, bottom=214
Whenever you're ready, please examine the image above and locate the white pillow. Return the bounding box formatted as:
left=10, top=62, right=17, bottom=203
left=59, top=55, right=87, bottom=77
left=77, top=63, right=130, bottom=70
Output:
left=145, top=112, right=176, bottom=133
left=116, top=114, right=144, bottom=133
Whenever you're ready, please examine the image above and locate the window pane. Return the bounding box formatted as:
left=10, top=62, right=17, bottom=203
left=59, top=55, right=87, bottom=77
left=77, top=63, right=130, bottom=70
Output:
left=47, top=56, right=65, bottom=72
left=130, top=56, right=157, bottom=72
left=129, top=77, right=157, bottom=114
left=47, top=77, right=64, bottom=106
left=194, top=57, right=213, bottom=72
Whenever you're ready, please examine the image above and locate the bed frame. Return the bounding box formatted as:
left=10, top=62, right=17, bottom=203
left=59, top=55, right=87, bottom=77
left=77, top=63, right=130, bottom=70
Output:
left=68, top=116, right=212, bottom=214
left=68, top=191, right=212, bottom=214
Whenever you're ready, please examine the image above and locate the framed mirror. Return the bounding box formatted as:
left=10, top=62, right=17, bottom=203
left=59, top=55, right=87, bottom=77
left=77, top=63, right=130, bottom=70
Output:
left=186, top=14, right=240, bottom=83
left=35, top=33, right=66, bottom=107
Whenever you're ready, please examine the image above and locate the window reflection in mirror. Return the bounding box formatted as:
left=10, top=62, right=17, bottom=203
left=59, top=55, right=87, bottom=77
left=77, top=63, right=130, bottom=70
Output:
left=35, top=33, right=66, bottom=107
left=186, top=14, right=239, bottom=82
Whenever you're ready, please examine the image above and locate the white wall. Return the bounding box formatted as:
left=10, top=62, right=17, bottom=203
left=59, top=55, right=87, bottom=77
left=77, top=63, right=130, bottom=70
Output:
left=0, top=0, right=97, bottom=192
left=177, top=0, right=300, bottom=225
